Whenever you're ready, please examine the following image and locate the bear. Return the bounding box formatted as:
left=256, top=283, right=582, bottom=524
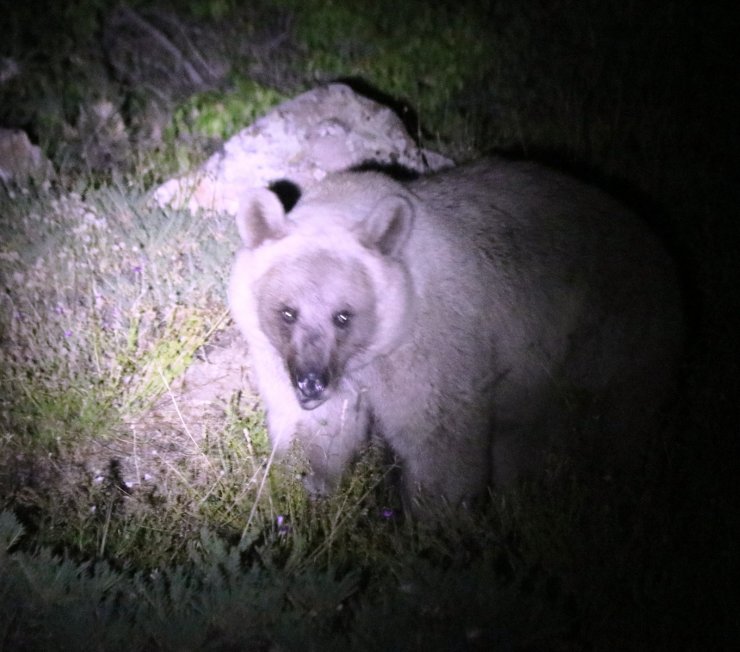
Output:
left=228, top=158, right=683, bottom=508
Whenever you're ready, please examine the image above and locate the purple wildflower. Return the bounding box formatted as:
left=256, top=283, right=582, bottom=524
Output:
left=276, top=514, right=291, bottom=535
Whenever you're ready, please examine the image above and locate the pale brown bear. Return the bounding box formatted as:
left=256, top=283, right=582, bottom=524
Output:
left=228, top=159, right=683, bottom=508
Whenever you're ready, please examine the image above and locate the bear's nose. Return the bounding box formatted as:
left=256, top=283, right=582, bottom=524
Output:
left=296, top=371, right=328, bottom=400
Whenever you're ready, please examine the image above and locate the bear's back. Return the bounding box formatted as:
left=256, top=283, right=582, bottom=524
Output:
left=404, top=159, right=682, bottom=377
left=372, top=159, right=683, bottom=487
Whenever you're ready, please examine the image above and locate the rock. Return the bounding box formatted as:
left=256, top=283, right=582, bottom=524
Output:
left=154, top=83, right=454, bottom=214
left=0, top=128, right=55, bottom=186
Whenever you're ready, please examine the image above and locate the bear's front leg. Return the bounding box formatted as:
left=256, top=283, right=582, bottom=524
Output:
left=292, top=387, right=372, bottom=495
left=388, top=413, right=493, bottom=513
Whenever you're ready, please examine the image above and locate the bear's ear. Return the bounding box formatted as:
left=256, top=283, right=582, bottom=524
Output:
left=235, top=188, right=287, bottom=249
left=361, top=194, right=414, bottom=257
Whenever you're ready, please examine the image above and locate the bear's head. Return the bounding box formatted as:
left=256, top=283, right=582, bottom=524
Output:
left=229, top=173, right=417, bottom=410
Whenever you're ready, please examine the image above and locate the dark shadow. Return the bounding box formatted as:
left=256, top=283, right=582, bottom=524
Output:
left=350, top=160, right=420, bottom=181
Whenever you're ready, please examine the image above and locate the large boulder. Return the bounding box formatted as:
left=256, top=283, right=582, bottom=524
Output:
left=154, top=83, right=453, bottom=214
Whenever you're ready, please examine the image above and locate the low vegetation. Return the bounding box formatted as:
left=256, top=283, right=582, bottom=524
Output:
left=0, top=0, right=735, bottom=649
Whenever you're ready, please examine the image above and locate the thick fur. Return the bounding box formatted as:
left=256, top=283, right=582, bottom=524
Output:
left=229, top=159, right=683, bottom=506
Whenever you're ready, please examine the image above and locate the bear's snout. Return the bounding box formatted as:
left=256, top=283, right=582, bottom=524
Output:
left=295, top=369, right=330, bottom=409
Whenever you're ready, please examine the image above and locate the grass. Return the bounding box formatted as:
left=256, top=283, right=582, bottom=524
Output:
left=1, top=0, right=737, bottom=650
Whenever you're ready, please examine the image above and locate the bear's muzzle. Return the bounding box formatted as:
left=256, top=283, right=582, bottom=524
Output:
left=295, top=369, right=330, bottom=409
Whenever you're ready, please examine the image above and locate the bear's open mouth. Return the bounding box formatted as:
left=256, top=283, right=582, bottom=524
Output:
left=296, top=393, right=329, bottom=410
left=292, top=369, right=331, bottom=409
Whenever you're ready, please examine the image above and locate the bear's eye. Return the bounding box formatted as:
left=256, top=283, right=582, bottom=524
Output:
left=280, top=307, right=298, bottom=324
left=332, top=310, right=352, bottom=329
